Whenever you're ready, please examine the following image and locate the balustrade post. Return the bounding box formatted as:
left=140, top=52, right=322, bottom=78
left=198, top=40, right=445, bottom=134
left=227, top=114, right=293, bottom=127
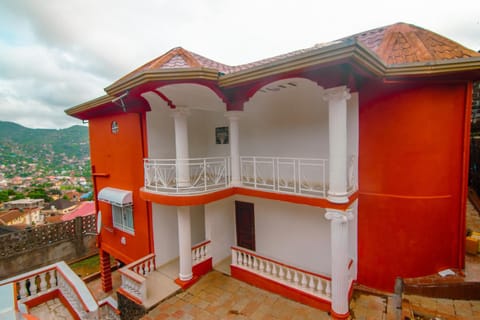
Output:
left=40, top=272, right=47, bottom=291
left=49, top=270, right=56, bottom=288
left=317, top=278, right=324, bottom=293
left=19, top=280, right=28, bottom=299
left=308, top=277, right=315, bottom=290
left=29, top=276, right=38, bottom=295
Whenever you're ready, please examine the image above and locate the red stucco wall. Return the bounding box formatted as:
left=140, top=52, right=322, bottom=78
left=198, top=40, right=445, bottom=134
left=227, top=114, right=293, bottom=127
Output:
left=89, top=112, right=152, bottom=264
left=357, top=81, right=470, bottom=291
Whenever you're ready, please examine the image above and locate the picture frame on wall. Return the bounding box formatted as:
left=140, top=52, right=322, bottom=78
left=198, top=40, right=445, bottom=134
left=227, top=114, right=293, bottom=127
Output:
left=216, top=126, right=229, bottom=144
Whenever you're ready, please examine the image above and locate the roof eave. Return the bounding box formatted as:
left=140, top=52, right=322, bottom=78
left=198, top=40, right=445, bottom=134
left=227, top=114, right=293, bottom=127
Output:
left=384, top=58, right=480, bottom=78
left=65, top=95, right=112, bottom=118
left=105, top=67, right=220, bottom=96
left=219, top=40, right=387, bottom=87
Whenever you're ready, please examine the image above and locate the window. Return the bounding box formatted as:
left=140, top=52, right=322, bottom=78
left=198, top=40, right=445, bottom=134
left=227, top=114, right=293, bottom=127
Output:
left=112, top=204, right=134, bottom=234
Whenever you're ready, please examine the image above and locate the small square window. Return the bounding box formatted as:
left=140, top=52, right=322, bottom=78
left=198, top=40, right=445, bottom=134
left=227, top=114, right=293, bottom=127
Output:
left=112, top=205, right=134, bottom=234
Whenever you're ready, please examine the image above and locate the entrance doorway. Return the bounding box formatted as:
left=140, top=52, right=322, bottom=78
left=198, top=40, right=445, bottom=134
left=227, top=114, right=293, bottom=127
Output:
left=235, top=201, right=255, bottom=251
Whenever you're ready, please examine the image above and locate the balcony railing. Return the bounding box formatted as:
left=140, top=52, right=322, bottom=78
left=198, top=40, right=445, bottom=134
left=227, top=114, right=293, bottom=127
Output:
left=241, top=157, right=328, bottom=197
left=144, top=157, right=231, bottom=194
left=119, top=241, right=212, bottom=305
left=231, top=246, right=332, bottom=301
left=0, top=261, right=99, bottom=319
left=143, top=155, right=357, bottom=198
left=119, top=253, right=156, bottom=304
left=192, top=240, right=211, bottom=266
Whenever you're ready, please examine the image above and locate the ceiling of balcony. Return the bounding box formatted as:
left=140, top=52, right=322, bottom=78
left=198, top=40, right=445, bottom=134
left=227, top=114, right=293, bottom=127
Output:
left=157, top=83, right=226, bottom=111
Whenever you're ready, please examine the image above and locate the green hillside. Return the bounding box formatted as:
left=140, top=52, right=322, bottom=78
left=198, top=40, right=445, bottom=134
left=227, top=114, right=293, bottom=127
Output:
left=0, top=121, right=90, bottom=178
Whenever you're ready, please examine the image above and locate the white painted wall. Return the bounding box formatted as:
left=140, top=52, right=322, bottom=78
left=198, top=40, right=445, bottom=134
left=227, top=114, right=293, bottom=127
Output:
left=144, top=93, right=176, bottom=159
left=152, top=204, right=179, bottom=266
left=187, top=110, right=231, bottom=158
left=144, top=79, right=346, bottom=162
left=146, top=100, right=229, bottom=159
left=241, top=79, right=329, bottom=158
left=205, top=197, right=235, bottom=266
left=234, top=195, right=331, bottom=276
left=191, top=205, right=205, bottom=246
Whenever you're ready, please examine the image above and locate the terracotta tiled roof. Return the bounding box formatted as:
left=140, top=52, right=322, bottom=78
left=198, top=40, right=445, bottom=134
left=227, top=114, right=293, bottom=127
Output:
left=110, top=23, right=480, bottom=89
left=347, top=22, right=480, bottom=65
left=0, top=209, right=28, bottom=224
left=113, top=47, right=236, bottom=85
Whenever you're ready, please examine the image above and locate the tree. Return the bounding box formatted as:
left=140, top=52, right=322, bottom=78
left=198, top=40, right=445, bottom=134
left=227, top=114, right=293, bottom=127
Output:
left=0, top=190, right=8, bottom=202
left=27, top=188, right=52, bottom=202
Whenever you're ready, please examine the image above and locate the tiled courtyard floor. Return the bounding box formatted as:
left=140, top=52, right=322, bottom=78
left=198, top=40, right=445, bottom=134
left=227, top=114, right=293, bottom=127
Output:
left=142, top=271, right=332, bottom=320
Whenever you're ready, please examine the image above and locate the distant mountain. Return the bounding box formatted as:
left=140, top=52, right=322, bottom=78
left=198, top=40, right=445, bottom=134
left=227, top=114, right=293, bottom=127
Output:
left=0, top=121, right=90, bottom=178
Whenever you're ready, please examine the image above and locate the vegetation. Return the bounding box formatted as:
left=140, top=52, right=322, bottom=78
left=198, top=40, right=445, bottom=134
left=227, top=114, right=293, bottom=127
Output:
left=69, top=254, right=117, bottom=278
left=0, top=121, right=90, bottom=178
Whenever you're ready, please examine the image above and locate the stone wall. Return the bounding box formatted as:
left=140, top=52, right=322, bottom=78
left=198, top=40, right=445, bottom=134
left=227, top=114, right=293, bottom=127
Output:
left=0, top=215, right=98, bottom=279
left=117, top=291, right=147, bottom=320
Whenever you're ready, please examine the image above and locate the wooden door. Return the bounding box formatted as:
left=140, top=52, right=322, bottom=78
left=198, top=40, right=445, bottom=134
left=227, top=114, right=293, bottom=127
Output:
left=235, top=201, right=255, bottom=251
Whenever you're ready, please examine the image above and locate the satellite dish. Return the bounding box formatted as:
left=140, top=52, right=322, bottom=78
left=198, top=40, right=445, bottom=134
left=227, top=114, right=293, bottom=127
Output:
left=96, top=211, right=102, bottom=234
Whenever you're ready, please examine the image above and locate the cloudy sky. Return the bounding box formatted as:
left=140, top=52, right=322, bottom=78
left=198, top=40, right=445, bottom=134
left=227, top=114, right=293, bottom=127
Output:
left=1, top=0, right=479, bottom=129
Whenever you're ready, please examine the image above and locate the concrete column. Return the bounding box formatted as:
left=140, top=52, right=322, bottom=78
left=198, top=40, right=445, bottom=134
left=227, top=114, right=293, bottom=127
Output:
left=173, top=107, right=190, bottom=187
left=226, top=111, right=242, bottom=186
left=177, top=206, right=192, bottom=281
left=325, top=208, right=353, bottom=319
left=323, top=86, right=351, bottom=204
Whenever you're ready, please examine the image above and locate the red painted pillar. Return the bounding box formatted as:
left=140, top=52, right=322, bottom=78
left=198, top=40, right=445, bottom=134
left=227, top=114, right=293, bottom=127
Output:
left=100, top=249, right=112, bottom=292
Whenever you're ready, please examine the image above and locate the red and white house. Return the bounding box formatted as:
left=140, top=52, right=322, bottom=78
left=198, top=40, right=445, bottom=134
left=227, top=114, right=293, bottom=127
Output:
left=66, top=23, right=480, bottom=318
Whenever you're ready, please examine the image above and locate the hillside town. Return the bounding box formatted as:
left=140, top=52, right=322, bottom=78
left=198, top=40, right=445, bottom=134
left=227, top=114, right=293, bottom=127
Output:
left=0, top=158, right=93, bottom=231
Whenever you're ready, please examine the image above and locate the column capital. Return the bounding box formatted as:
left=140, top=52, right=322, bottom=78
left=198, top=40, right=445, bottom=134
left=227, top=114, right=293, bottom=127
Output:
left=323, top=86, right=351, bottom=102
left=324, top=208, right=353, bottom=223
left=225, top=110, right=243, bottom=121
left=172, top=106, right=190, bottom=118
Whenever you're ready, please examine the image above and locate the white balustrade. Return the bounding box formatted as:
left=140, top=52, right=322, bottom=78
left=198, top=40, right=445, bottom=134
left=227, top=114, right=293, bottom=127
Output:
left=191, top=240, right=211, bottom=266
left=144, top=157, right=231, bottom=194
left=0, top=261, right=98, bottom=319
left=240, top=157, right=329, bottom=197
left=144, top=155, right=356, bottom=199
left=128, top=253, right=156, bottom=277
left=231, top=246, right=332, bottom=301
left=119, top=271, right=146, bottom=303
left=119, top=253, right=156, bottom=304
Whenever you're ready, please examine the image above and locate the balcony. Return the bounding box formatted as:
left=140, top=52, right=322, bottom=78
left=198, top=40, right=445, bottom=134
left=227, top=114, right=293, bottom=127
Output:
left=144, top=157, right=231, bottom=194
left=0, top=261, right=120, bottom=319
left=144, top=156, right=356, bottom=198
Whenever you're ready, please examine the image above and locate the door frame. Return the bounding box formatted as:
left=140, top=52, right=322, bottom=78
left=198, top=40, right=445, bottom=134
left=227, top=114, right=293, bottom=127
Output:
left=235, top=201, right=256, bottom=251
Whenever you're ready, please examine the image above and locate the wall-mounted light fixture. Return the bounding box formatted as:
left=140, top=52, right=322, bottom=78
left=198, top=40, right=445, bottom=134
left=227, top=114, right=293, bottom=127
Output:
left=111, top=90, right=129, bottom=112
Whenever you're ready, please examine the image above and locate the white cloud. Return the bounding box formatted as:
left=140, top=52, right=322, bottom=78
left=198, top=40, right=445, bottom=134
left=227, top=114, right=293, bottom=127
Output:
left=0, top=0, right=479, bottom=129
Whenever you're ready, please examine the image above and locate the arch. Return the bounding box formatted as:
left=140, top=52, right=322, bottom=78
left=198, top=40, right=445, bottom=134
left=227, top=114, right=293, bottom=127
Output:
left=244, top=77, right=325, bottom=112
left=225, top=75, right=325, bottom=112
left=156, top=82, right=228, bottom=112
